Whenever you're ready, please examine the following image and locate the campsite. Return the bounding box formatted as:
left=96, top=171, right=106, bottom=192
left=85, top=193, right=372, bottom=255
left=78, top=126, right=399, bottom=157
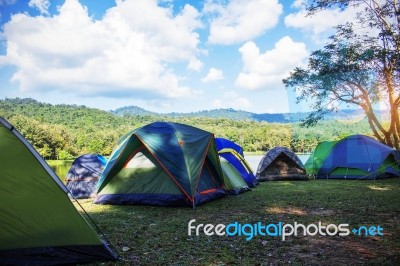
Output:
left=1, top=0, right=400, bottom=265
left=1, top=109, right=400, bottom=264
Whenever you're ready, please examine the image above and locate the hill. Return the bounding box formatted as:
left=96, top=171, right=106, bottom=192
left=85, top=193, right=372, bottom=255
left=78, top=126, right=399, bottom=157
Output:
left=0, top=97, right=374, bottom=159
left=113, top=105, right=157, bottom=116
left=112, top=105, right=373, bottom=123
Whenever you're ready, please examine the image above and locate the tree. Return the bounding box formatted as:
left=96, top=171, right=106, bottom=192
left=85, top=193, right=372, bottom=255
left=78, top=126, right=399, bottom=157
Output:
left=283, top=0, right=400, bottom=149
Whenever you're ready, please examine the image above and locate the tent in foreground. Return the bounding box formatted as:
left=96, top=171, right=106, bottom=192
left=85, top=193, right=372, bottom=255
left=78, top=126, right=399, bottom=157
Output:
left=0, top=117, right=118, bottom=265
left=256, top=146, right=308, bottom=181
left=94, top=122, right=226, bottom=207
left=305, top=135, right=400, bottom=179
left=66, top=154, right=107, bottom=199
left=215, top=137, right=258, bottom=187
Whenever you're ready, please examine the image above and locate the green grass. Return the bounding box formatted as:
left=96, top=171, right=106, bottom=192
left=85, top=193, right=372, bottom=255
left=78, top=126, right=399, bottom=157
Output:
left=76, top=178, right=400, bottom=265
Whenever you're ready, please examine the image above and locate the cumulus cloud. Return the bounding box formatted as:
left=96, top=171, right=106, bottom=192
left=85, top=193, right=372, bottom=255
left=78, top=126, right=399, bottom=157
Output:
left=201, top=67, right=224, bottom=83
left=204, top=0, right=283, bottom=45
left=0, top=0, right=202, bottom=99
left=291, top=0, right=305, bottom=9
left=284, top=2, right=360, bottom=42
left=235, top=36, right=308, bottom=90
left=212, top=91, right=250, bottom=109
left=187, top=58, right=203, bottom=71
left=29, top=0, right=50, bottom=15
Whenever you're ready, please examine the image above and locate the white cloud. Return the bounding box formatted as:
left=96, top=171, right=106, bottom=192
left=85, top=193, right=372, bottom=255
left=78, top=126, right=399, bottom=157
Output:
left=235, top=36, right=308, bottom=90
left=0, top=0, right=202, bottom=99
left=291, top=0, right=305, bottom=9
left=187, top=58, right=203, bottom=71
left=212, top=91, right=250, bottom=109
left=205, top=0, right=283, bottom=45
left=29, top=0, right=50, bottom=15
left=284, top=3, right=360, bottom=42
left=201, top=67, right=224, bottom=83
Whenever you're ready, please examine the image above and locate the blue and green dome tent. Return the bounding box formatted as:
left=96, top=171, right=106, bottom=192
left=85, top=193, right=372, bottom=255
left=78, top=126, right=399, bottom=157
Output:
left=0, top=117, right=118, bottom=265
left=215, top=137, right=244, bottom=156
left=94, top=122, right=226, bottom=207
left=215, top=137, right=258, bottom=187
left=305, top=135, right=400, bottom=179
left=66, top=154, right=107, bottom=199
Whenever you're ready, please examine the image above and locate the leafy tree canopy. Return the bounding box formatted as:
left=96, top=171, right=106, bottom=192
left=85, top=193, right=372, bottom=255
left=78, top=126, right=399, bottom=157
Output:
left=284, top=0, right=400, bottom=148
left=0, top=98, right=375, bottom=159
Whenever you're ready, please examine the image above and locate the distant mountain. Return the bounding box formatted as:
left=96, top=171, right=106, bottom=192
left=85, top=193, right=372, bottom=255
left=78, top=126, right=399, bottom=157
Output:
left=113, top=105, right=157, bottom=116
left=111, top=105, right=379, bottom=123
left=167, top=108, right=256, bottom=120
left=166, top=108, right=307, bottom=123
left=0, top=97, right=378, bottom=159
left=3, top=98, right=379, bottom=124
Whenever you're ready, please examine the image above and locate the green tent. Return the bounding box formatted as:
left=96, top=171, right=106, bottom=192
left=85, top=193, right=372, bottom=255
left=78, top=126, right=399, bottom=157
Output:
left=94, top=122, right=226, bottom=207
left=305, top=135, right=400, bottom=179
left=220, top=157, right=249, bottom=195
left=0, top=117, right=118, bottom=265
left=304, top=140, right=337, bottom=176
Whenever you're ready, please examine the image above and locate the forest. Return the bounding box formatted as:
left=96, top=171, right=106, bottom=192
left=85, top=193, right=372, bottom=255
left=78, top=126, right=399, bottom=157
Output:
left=0, top=98, right=376, bottom=160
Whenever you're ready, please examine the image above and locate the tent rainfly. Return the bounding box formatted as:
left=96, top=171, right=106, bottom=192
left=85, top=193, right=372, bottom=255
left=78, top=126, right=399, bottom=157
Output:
left=94, top=122, right=226, bottom=207
left=219, top=157, right=250, bottom=195
left=215, top=137, right=258, bottom=187
left=66, top=154, right=107, bottom=199
left=0, top=117, right=118, bottom=265
left=305, top=135, right=400, bottom=179
left=256, top=146, right=308, bottom=181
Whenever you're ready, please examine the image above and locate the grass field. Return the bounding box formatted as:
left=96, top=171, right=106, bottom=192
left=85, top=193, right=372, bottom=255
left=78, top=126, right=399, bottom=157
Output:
left=76, top=178, right=400, bottom=265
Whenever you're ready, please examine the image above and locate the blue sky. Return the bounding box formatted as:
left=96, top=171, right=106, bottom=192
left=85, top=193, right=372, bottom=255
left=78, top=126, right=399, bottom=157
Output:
left=0, top=0, right=360, bottom=113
